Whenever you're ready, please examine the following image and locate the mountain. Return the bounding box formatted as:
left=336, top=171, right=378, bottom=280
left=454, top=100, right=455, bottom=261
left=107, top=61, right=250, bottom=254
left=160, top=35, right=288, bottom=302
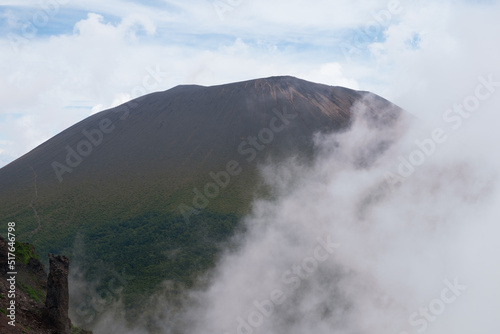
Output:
left=0, top=76, right=405, bottom=319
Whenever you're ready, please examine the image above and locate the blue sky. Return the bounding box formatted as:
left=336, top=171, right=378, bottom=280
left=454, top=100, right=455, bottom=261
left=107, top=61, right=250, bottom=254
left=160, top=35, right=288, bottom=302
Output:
left=0, top=0, right=499, bottom=167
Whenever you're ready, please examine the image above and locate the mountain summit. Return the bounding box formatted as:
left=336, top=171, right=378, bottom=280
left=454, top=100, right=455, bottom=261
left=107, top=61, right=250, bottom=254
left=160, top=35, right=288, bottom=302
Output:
left=1, top=76, right=401, bottom=200
left=0, top=76, right=405, bottom=317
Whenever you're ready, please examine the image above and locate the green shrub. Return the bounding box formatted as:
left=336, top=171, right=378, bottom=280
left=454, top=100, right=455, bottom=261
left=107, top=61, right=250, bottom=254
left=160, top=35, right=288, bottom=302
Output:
left=25, top=285, right=43, bottom=303
left=14, top=242, right=40, bottom=265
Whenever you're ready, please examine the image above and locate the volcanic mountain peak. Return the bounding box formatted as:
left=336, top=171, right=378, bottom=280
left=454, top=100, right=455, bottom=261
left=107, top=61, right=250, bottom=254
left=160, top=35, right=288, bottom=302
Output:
left=0, top=76, right=406, bottom=316
left=0, top=75, right=406, bottom=217
left=0, top=75, right=404, bottom=213
left=173, top=75, right=311, bottom=89
left=157, top=76, right=350, bottom=115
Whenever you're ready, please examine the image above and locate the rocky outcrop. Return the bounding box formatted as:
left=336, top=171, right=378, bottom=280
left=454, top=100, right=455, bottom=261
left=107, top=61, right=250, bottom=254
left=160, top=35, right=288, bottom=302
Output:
left=44, top=254, right=71, bottom=334
left=0, top=236, right=92, bottom=334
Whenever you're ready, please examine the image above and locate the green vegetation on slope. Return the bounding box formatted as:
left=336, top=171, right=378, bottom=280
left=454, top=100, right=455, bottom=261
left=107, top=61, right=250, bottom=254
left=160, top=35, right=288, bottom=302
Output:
left=15, top=241, right=41, bottom=264
left=76, top=210, right=243, bottom=312
left=23, top=284, right=44, bottom=303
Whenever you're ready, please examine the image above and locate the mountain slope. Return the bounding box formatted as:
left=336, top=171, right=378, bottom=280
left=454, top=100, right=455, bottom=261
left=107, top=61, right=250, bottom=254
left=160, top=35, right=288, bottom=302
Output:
left=0, top=76, right=405, bottom=317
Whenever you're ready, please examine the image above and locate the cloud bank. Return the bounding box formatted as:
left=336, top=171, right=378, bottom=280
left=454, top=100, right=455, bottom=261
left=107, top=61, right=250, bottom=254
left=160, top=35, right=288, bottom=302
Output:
left=73, top=81, right=500, bottom=333
left=1, top=1, right=499, bottom=167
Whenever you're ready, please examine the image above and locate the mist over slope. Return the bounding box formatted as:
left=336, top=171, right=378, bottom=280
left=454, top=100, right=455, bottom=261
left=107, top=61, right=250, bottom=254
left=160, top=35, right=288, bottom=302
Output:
left=89, top=92, right=500, bottom=333
left=0, top=76, right=406, bottom=321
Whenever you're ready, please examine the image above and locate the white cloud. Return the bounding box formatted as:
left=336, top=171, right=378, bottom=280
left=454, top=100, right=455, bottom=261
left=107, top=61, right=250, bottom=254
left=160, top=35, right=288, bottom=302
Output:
left=299, top=62, right=360, bottom=88
left=85, top=89, right=500, bottom=333
left=3, top=1, right=497, bottom=332
left=0, top=0, right=499, bottom=169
